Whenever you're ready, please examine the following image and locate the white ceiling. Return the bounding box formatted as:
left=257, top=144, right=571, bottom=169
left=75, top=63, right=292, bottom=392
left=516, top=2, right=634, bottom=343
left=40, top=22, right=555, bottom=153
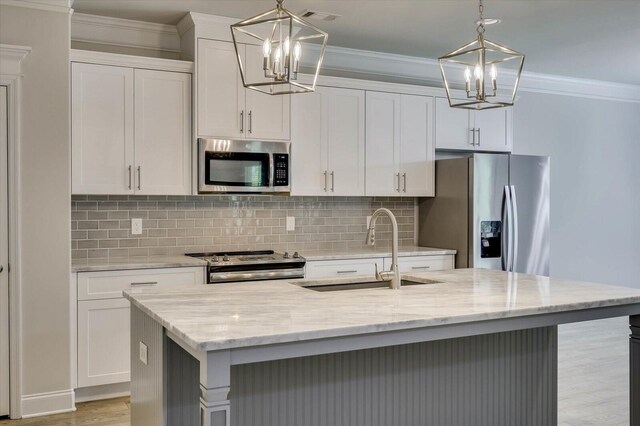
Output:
left=71, top=0, right=640, bottom=85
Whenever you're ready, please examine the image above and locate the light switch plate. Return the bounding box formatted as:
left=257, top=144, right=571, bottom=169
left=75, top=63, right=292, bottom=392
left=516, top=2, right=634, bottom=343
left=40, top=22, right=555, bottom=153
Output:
left=139, top=341, right=148, bottom=365
left=131, top=218, right=143, bottom=235
left=286, top=216, right=295, bottom=231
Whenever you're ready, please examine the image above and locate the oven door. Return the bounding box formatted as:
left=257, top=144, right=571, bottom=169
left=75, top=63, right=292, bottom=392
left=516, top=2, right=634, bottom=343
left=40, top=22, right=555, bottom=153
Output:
left=199, top=139, right=274, bottom=193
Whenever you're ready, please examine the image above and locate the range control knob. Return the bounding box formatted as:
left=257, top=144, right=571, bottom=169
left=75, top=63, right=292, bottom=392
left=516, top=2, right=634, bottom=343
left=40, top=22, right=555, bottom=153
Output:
left=293, top=252, right=300, bottom=258
left=210, top=256, right=219, bottom=263
left=222, top=255, right=230, bottom=262
left=283, top=252, right=290, bottom=259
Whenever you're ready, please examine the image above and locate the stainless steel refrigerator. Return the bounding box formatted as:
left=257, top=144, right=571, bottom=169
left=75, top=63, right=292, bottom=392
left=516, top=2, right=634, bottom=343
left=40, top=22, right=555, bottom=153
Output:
left=418, top=153, right=550, bottom=275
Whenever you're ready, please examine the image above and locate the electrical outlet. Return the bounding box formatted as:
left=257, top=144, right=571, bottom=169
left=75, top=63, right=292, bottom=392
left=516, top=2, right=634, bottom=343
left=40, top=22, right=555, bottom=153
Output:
left=286, top=216, right=295, bottom=231
left=367, top=216, right=372, bottom=228
left=131, top=218, right=143, bottom=235
left=139, top=341, right=148, bottom=365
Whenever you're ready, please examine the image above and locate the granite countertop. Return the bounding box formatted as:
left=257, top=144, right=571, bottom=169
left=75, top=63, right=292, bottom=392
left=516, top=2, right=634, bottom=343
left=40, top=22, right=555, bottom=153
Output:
left=302, top=246, right=456, bottom=261
left=71, top=255, right=208, bottom=272
left=123, top=268, right=640, bottom=352
left=71, top=246, right=456, bottom=272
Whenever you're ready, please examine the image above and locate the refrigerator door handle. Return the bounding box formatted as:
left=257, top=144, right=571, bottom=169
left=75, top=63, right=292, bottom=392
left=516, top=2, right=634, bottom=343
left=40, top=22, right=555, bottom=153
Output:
left=502, top=185, right=514, bottom=271
left=510, top=185, right=519, bottom=272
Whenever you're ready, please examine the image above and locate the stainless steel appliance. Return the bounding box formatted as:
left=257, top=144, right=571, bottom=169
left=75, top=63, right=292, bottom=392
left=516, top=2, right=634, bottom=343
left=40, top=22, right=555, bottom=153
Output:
left=186, top=250, right=306, bottom=284
left=198, top=138, right=290, bottom=194
left=418, top=153, right=550, bottom=275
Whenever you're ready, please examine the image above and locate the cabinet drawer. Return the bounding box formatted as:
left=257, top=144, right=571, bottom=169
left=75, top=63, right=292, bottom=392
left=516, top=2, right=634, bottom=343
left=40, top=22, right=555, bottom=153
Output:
left=386, top=255, right=455, bottom=273
left=77, top=267, right=204, bottom=301
left=305, top=258, right=383, bottom=279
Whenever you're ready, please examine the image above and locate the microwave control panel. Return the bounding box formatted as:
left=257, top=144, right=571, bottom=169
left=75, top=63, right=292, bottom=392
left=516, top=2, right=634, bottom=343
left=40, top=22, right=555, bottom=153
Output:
left=273, top=154, right=289, bottom=187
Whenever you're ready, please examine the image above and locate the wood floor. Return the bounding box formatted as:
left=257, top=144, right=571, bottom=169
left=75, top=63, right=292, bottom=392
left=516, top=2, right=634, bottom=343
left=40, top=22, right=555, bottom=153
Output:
left=0, top=318, right=630, bottom=425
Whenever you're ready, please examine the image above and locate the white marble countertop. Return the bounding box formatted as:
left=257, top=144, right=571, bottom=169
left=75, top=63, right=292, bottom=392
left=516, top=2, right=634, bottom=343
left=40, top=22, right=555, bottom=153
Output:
left=123, top=268, right=640, bottom=352
left=302, top=246, right=456, bottom=261
left=71, top=255, right=208, bottom=272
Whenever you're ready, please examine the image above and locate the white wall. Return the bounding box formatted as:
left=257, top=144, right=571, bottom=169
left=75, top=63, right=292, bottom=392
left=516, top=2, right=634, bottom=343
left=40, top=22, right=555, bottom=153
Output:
left=0, top=3, right=72, bottom=411
left=513, top=92, right=640, bottom=288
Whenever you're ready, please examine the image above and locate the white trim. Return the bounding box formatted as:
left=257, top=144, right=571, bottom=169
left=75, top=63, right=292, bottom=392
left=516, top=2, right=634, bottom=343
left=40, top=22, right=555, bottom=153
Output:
left=176, top=12, right=237, bottom=37
left=0, top=0, right=72, bottom=14
left=21, top=389, right=75, bottom=418
left=74, top=382, right=130, bottom=403
left=70, top=49, right=193, bottom=73
left=71, top=13, right=181, bottom=53
left=0, top=43, right=29, bottom=420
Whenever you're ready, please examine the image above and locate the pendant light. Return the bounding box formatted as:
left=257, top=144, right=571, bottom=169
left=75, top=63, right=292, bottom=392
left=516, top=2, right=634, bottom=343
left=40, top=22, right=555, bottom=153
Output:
left=231, top=0, right=328, bottom=95
left=438, top=0, right=525, bottom=109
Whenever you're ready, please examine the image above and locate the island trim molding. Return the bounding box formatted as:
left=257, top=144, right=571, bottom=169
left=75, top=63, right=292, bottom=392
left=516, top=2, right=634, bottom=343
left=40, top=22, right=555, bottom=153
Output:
left=70, top=12, right=640, bottom=103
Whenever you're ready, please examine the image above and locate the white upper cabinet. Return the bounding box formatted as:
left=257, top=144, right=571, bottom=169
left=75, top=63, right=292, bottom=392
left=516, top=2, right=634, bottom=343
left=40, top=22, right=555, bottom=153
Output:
left=291, top=86, right=365, bottom=196
left=197, top=39, right=244, bottom=139
left=366, top=92, right=434, bottom=197
left=72, top=63, right=134, bottom=194
left=72, top=61, right=192, bottom=195
left=434, top=97, right=512, bottom=152
left=197, top=39, right=290, bottom=141
left=134, top=70, right=191, bottom=195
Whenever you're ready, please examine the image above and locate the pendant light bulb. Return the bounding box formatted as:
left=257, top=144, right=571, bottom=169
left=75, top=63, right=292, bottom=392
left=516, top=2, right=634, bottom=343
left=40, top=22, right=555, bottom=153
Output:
left=474, top=64, right=483, bottom=80
left=283, top=36, right=291, bottom=56
left=490, top=64, right=497, bottom=81
left=464, top=67, right=472, bottom=83
left=262, top=38, right=271, bottom=57
left=293, top=42, right=302, bottom=61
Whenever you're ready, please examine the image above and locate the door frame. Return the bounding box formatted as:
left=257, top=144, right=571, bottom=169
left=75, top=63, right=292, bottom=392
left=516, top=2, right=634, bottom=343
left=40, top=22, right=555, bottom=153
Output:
left=1, top=43, right=31, bottom=419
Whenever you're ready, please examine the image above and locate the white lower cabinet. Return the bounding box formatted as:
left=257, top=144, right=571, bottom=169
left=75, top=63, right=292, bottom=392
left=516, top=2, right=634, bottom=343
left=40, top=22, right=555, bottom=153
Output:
left=385, top=255, right=455, bottom=273
left=75, top=267, right=204, bottom=389
left=305, top=258, right=384, bottom=279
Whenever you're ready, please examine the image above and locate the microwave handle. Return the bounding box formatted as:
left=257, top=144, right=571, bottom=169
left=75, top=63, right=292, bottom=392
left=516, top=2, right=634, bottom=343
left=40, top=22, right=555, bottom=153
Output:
left=269, top=154, right=274, bottom=188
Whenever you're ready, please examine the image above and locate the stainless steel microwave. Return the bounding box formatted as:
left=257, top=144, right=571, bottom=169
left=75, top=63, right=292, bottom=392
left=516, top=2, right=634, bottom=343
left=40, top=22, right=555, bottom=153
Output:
left=198, top=139, right=291, bottom=194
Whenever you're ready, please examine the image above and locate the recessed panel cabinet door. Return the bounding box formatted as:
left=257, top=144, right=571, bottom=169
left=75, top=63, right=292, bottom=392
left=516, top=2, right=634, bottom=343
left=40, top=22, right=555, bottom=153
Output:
left=72, top=63, right=134, bottom=194
left=197, top=39, right=244, bottom=139
left=434, top=97, right=472, bottom=151
left=291, top=88, right=327, bottom=195
left=77, top=298, right=130, bottom=387
left=366, top=92, right=401, bottom=196
left=326, top=88, right=365, bottom=196
left=134, top=69, right=191, bottom=195
left=400, top=95, right=434, bottom=196
left=244, top=44, right=291, bottom=141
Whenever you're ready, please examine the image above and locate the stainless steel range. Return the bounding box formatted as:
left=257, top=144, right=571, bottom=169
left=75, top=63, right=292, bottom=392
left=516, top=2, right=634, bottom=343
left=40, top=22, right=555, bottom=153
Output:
left=186, top=250, right=306, bottom=284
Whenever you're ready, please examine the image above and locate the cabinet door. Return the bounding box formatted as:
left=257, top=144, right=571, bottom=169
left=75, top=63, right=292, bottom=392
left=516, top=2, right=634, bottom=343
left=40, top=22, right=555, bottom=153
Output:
left=473, top=108, right=512, bottom=152
left=134, top=70, right=191, bottom=195
left=72, top=63, right=134, bottom=194
left=387, top=255, right=455, bottom=273
left=434, top=97, right=473, bottom=151
left=326, top=88, right=366, bottom=196
left=77, top=298, right=130, bottom=387
left=291, top=88, right=327, bottom=195
left=197, top=39, right=245, bottom=139
left=305, top=258, right=384, bottom=279
left=244, top=44, right=291, bottom=140
left=365, top=92, right=401, bottom=196
left=400, top=95, right=434, bottom=196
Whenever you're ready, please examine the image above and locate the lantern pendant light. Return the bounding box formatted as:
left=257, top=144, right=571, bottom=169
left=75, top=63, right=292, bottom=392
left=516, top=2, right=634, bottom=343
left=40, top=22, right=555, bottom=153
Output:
left=438, top=0, right=525, bottom=110
left=231, top=0, right=328, bottom=95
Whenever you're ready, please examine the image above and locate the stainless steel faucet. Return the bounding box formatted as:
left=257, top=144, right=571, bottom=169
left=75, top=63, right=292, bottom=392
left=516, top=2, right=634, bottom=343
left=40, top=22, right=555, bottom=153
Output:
left=366, top=208, right=401, bottom=290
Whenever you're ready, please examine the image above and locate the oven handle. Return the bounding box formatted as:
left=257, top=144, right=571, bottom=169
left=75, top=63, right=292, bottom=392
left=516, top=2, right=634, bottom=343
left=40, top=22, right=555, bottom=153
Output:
left=209, top=268, right=305, bottom=283
left=269, top=153, right=275, bottom=189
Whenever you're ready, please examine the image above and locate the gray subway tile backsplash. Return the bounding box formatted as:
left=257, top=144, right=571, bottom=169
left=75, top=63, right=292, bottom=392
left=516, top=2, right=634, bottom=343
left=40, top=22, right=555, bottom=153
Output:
left=71, top=195, right=417, bottom=259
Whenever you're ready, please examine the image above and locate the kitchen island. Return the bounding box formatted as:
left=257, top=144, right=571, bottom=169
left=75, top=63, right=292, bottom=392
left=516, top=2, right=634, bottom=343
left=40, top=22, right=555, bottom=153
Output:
left=124, top=269, right=640, bottom=426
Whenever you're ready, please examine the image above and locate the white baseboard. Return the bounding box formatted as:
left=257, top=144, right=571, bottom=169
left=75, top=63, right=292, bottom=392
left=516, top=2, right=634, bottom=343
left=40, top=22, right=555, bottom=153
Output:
left=21, top=389, right=75, bottom=418
left=75, top=382, right=130, bottom=403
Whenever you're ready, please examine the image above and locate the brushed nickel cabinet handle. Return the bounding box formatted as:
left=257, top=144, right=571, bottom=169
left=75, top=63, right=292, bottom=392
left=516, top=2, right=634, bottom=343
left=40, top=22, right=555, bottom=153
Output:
left=137, top=166, right=141, bottom=190
left=130, top=281, right=158, bottom=286
left=331, top=171, right=335, bottom=192
left=402, top=173, right=407, bottom=193
left=470, top=128, right=476, bottom=145
left=476, top=128, right=481, bottom=146
left=323, top=171, right=328, bottom=192
left=128, top=165, right=132, bottom=190
left=248, top=110, right=253, bottom=134
left=396, top=173, right=401, bottom=192
left=411, top=266, right=431, bottom=270
left=240, top=110, right=244, bottom=133
left=336, top=270, right=358, bottom=274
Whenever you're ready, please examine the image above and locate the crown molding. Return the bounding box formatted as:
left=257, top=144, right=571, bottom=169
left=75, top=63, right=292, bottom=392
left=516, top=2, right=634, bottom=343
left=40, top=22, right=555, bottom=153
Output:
left=71, top=12, right=181, bottom=53
left=0, top=0, right=72, bottom=14
left=176, top=12, right=237, bottom=37
left=0, top=44, right=31, bottom=76
left=70, top=49, right=193, bottom=73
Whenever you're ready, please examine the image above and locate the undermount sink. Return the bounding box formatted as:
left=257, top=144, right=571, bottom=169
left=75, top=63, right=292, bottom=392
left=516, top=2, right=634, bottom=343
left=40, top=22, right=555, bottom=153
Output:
left=303, top=279, right=442, bottom=292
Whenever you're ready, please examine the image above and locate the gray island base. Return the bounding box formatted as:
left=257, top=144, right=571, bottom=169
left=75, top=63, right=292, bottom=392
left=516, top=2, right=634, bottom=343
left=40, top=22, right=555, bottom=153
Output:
left=124, top=269, right=640, bottom=426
